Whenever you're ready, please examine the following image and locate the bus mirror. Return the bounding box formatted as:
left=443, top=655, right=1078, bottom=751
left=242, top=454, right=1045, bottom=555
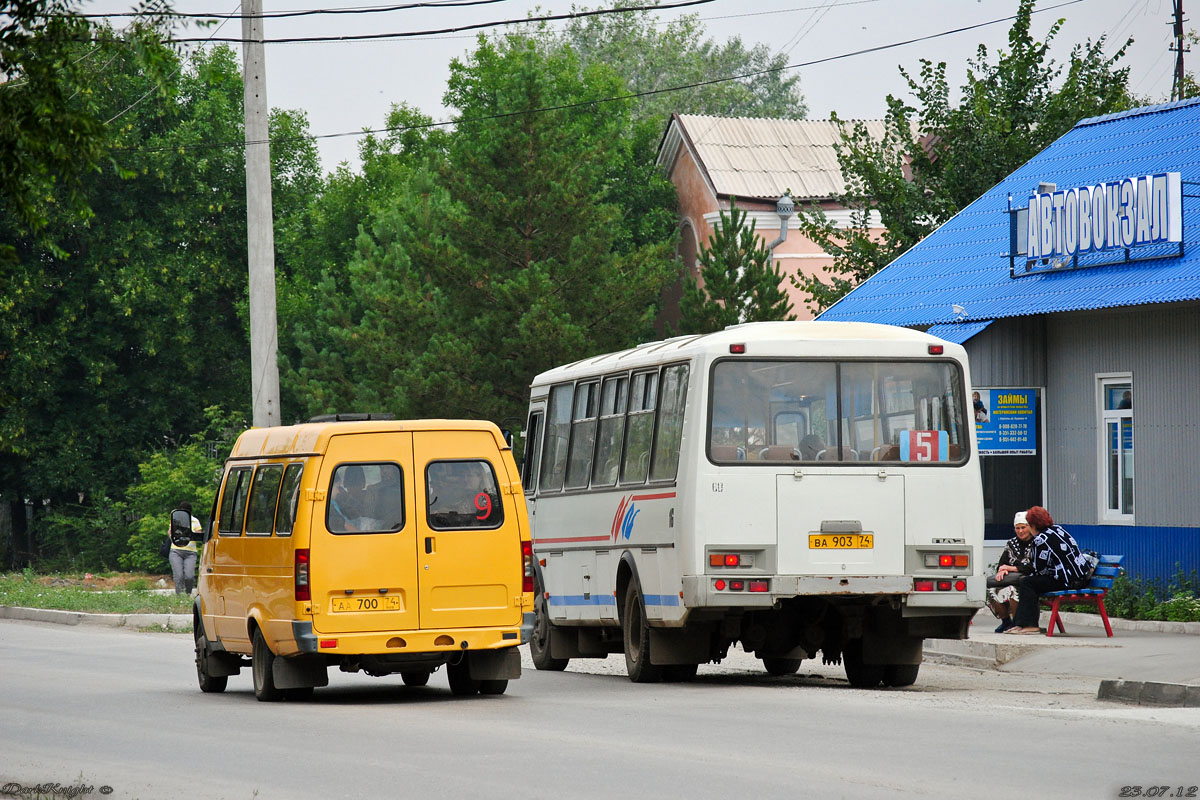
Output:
left=501, top=428, right=515, bottom=448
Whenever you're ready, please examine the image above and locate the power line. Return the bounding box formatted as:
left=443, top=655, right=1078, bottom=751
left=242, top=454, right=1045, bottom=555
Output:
left=83, top=0, right=718, bottom=44
left=68, top=0, right=515, bottom=21
left=114, top=0, right=1085, bottom=156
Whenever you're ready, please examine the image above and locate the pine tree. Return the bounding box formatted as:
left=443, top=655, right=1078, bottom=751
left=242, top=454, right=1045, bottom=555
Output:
left=676, top=200, right=794, bottom=334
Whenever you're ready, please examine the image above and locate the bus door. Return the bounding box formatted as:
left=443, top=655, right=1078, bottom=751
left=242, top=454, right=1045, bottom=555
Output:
left=309, top=433, right=419, bottom=634
left=414, top=431, right=525, bottom=631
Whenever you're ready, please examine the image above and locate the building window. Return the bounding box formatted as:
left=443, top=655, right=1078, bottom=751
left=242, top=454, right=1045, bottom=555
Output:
left=1097, top=374, right=1134, bottom=523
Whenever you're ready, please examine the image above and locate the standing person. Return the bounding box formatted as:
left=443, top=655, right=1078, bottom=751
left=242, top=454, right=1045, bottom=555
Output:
left=986, top=511, right=1035, bottom=632
left=168, top=501, right=203, bottom=596
left=1006, top=506, right=1090, bottom=634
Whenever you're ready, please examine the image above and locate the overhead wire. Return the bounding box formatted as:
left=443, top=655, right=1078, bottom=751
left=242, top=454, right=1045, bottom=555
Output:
left=114, top=0, right=1087, bottom=156
left=82, top=0, right=718, bottom=43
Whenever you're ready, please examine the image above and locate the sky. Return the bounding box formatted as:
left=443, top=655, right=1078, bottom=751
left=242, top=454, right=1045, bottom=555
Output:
left=93, top=0, right=1187, bottom=173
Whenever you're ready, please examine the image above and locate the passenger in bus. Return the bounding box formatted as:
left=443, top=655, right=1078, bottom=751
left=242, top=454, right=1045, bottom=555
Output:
left=986, top=511, right=1035, bottom=632
left=330, top=465, right=371, bottom=532
left=798, top=434, right=825, bottom=461
left=1006, top=506, right=1090, bottom=634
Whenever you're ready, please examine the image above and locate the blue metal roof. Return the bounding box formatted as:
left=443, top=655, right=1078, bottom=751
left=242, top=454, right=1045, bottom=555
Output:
left=819, top=97, right=1200, bottom=326
left=926, top=319, right=993, bottom=344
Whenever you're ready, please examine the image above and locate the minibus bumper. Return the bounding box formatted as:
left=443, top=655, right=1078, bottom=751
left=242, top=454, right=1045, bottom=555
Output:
left=291, top=619, right=528, bottom=655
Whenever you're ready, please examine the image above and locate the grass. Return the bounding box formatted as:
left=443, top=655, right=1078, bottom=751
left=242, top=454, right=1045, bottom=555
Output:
left=0, top=570, right=193, bottom=615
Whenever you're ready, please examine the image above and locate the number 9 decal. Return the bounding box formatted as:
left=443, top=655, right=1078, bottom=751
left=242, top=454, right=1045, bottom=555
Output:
left=475, top=492, right=493, bottom=520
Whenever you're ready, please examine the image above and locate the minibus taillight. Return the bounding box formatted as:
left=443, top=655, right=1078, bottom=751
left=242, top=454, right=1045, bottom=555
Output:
left=295, top=548, right=311, bottom=602
left=521, top=540, right=534, bottom=594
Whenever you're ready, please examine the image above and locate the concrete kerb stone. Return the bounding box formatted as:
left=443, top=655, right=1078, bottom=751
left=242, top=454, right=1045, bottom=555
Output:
left=1098, top=679, right=1200, bottom=707
left=0, top=605, right=191, bottom=632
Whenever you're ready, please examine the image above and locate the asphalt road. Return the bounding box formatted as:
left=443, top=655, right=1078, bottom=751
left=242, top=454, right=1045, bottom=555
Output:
left=1, top=619, right=1196, bottom=800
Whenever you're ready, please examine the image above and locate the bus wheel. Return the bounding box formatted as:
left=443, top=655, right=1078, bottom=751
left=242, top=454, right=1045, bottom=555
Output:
left=447, top=659, right=480, bottom=696
left=762, top=657, right=802, bottom=676
left=842, top=639, right=884, bottom=689
left=883, top=663, right=920, bottom=687
left=252, top=630, right=281, bottom=702
left=401, top=670, right=431, bottom=687
left=530, top=591, right=569, bottom=671
left=194, top=631, right=227, bottom=694
left=663, top=663, right=699, bottom=682
left=621, top=585, right=663, bottom=683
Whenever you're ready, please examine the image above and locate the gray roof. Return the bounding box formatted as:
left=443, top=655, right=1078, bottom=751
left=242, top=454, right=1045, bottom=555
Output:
left=661, top=114, right=889, bottom=202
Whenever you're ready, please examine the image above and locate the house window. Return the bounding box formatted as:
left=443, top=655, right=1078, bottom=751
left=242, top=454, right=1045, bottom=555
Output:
left=1097, top=374, right=1134, bottom=523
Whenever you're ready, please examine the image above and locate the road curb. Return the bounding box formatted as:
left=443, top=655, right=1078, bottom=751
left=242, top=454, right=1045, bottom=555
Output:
left=1097, top=679, right=1200, bottom=707
left=0, top=605, right=191, bottom=631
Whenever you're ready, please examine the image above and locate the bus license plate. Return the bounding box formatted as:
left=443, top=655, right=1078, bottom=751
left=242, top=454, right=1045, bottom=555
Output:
left=331, top=595, right=403, bottom=613
left=809, top=533, right=873, bottom=549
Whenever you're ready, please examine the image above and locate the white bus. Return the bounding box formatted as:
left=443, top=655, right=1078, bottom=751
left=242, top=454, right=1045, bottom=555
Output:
left=521, top=321, right=984, bottom=687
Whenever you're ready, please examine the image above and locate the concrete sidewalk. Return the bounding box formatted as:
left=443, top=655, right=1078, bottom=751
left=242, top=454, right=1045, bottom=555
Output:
left=924, top=608, right=1200, bottom=707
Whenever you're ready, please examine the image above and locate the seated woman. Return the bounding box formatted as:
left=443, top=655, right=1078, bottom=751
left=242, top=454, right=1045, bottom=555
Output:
left=986, top=511, right=1035, bottom=632
left=1007, top=505, right=1090, bottom=635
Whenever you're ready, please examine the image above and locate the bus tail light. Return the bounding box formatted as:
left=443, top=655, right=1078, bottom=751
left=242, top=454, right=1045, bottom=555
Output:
left=522, top=540, right=534, bottom=594
left=924, top=553, right=970, bottom=569
left=913, top=580, right=934, bottom=592
left=295, top=548, right=311, bottom=602
left=748, top=580, right=769, bottom=593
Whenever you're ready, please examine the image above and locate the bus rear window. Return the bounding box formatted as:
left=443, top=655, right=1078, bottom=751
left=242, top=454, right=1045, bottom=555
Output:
left=709, top=359, right=967, bottom=464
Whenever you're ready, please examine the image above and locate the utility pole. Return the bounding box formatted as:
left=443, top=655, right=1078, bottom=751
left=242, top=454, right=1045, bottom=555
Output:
left=242, top=0, right=281, bottom=427
left=1171, top=0, right=1188, bottom=101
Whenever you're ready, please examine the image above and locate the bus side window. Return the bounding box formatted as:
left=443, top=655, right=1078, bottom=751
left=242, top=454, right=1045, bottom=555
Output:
left=622, top=371, right=658, bottom=484
left=650, top=364, right=688, bottom=481
left=540, top=384, right=573, bottom=492
left=522, top=413, right=543, bottom=494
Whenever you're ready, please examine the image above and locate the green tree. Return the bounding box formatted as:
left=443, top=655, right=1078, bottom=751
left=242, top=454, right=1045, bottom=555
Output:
left=795, top=0, right=1134, bottom=312
left=288, top=34, right=678, bottom=426
left=551, top=4, right=806, bottom=130
left=122, top=406, right=241, bottom=572
left=0, top=41, right=318, bottom=567
left=675, top=200, right=794, bottom=334
left=0, top=0, right=176, bottom=249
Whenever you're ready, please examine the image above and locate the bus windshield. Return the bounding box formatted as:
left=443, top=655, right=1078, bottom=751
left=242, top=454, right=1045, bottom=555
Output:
left=709, top=359, right=968, bottom=464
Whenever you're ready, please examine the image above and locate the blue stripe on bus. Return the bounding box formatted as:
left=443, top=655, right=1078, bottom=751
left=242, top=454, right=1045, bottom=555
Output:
left=547, top=594, right=680, bottom=607
left=547, top=595, right=617, bottom=607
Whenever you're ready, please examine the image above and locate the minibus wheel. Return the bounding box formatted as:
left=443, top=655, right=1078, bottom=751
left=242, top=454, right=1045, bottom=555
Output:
left=194, top=631, right=227, bottom=693
left=446, top=659, right=480, bottom=696
left=252, top=629, right=282, bottom=701
left=621, top=584, right=663, bottom=683
left=401, top=670, right=431, bottom=687
left=762, top=657, right=802, bottom=676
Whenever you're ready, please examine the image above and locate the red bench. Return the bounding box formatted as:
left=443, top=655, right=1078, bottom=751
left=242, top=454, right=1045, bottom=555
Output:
left=1040, top=554, right=1123, bottom=637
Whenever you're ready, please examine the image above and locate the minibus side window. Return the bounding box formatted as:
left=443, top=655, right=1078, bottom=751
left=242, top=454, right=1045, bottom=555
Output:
left=426, top=460, right=504, bottom=530
left=245, top=464, right=285, bottom=536
left=327, top=463, right=405, bottom=534
left=218, top=467, right=253, bottom=535
left=650, top=364, right=689, bottom=481
left=273, top=464, right=304, bottom=536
